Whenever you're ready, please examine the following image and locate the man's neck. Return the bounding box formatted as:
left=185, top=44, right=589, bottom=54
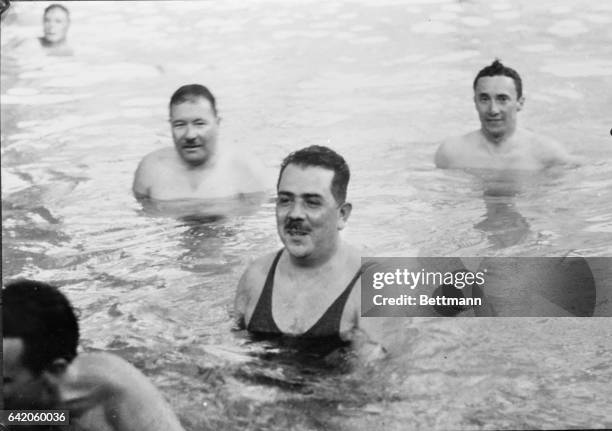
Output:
left=480, top=127, right=516, bottom=151
left=181, top=154, right=218, bottom=171
left=288, top=241, right=341, bottom=270
left=40, top=37, right=66, bottom=48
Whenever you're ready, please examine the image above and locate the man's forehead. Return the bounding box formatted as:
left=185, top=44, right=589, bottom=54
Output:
left=170, top=98, right=215, bottom=117
left=475, top=75, right=517, bottom=96
left=45, top=8, right=69, bottom=18
left=278, top=164, right=334, bottom=193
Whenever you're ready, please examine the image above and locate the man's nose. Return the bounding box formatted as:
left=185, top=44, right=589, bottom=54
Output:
left=185, top=124, right=198, bottom=139
left=488, top=101, right=501, bottom=115
left=287, top=201, right=306, bottom=219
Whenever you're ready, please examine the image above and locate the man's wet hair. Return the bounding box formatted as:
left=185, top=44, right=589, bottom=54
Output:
left=169, top=84, right=217, bottom=116
left=278, top=145, right=350, bottom=204
left=473, top=59, right=523, bottom=99
left=3, top=279, right=79, bottom=375
left=44, top=4, right=70, bottom=18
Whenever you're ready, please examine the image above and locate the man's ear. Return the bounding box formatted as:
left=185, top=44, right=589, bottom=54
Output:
left=337, top=202, right=352, bottom=230
left=517, top=96, right=525, bottom=111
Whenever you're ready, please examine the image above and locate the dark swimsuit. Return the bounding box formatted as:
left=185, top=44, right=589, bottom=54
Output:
left=247, top=249, right=362, bottom=343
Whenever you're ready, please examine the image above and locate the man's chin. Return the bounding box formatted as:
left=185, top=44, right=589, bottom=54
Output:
left=181, top=153, right=209, bottom=166
left=282, top=239, right=312, bottom=258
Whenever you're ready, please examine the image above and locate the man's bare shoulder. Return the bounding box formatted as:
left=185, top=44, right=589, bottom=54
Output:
left=73, top=352, right=149, bottom=387
left=435, top=131, right=480, bottom=168
left=133, top=148, right=179, bottom=197
left=234, top=250, right=280, bottom=323
left=519, top=129, right=577, bottom=167
left=241, top=250, right=280, bottom=289
left=70, top=352, right=184, bottom=430
left=224, top=150, right=268, bottom=192
left=139, top=147, right=178, bottom=166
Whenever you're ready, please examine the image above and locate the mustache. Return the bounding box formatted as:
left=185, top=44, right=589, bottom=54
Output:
left=284, top=219, right=310, bottom=232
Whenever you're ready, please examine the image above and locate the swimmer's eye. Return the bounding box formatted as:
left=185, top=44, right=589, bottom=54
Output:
left=305, top=198, right=322, bottom=208
left=276, top=196, right=292, bottom=206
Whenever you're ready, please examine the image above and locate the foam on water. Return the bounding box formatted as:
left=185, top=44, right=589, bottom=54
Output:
left=461, top=16, right=491, bottom=27
left=540, top=60, right=612, bottom=77
left=493, top=11, right=521, bottom=20
left=547, top=19, right=589, bottom=37
left=1, top=92, right=94, bottom=105
left=489, top=2, right=513, bottom=11
left=120, top=97, right=167, bottom=108
left=519, top=43, right=555, bottom=53
left=411, top=21, right=456, bottom=34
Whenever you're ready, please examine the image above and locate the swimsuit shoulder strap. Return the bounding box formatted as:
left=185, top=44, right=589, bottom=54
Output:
left=246, top=249, right=284, bottom=333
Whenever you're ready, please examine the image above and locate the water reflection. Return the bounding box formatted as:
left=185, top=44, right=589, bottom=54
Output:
left=474, top=196, right=530, bottom=249
left=468, top=169, right=534, bottom=250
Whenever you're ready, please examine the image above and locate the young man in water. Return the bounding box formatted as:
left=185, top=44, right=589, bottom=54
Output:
left=133, top=84, right=265, bottom=200
left=434, top=59, right=575, bottom=170
left=233, top=146, right=385, bottom=358
left=39, top=4, right=73, bottom=55
left=2, top=279, right=185, bottom=431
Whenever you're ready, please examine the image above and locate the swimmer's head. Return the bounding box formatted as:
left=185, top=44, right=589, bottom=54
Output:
left=169, top=84, right=221, bottom=167
left=169, top=84, right=218, bottom=116
left=3, top=279, right=79, bottom=409
left=42, top=4, right=70, bottom=46
left=473, top=59, right=522, bottom=99
left=473, top=60, right=525, bottom=142
left=278, top=145, right=350, bottom=205
left=276, top=146, right=352, bottom=261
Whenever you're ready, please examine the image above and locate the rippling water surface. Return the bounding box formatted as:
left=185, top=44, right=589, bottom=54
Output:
left=2, top=1, right=611, bottom=429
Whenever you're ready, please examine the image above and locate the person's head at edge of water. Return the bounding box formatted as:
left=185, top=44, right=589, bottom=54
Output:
left=168, top=84, right=221, bottom=168
left=473, top=59, right=525, bottom=144
left=276, top=146, right=352, bottom=266
left=2, top=279, right=79, bottom=409
left=41, top=4, right=70, bottom=47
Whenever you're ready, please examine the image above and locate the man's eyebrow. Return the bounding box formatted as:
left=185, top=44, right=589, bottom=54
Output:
left=277, top=191, right=324, bottom=199
left=302, top=193, right=324, bottom=199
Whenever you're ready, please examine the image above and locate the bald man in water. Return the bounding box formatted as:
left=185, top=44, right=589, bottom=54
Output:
left=2, top=280, right=185, bottom=431
left=133, top=84, right=265, bottom=201
left=435, top=60, right=576, bottom=170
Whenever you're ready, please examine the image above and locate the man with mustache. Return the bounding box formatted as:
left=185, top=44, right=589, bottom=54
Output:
left=234, top=146, right=385, bottom=357
left=2, top=279, right=186, bottom=431
left=133, top=84, right=264, bottom=201
left=435, top=59, right=576, bottom=170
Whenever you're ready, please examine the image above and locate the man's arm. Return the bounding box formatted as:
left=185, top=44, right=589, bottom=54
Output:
left=344, top=284, right=388, bottom=362
left=434, top=141, right=452, bottom=169
left=233, top=268, right=252, bottom=329
left=106, top=380, right=185, bottom=431
left=536, top=135, right=582, bottom=168
left=132, top=156, right=154, bottom=199
left=74, top=353, right=185, bottom=431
